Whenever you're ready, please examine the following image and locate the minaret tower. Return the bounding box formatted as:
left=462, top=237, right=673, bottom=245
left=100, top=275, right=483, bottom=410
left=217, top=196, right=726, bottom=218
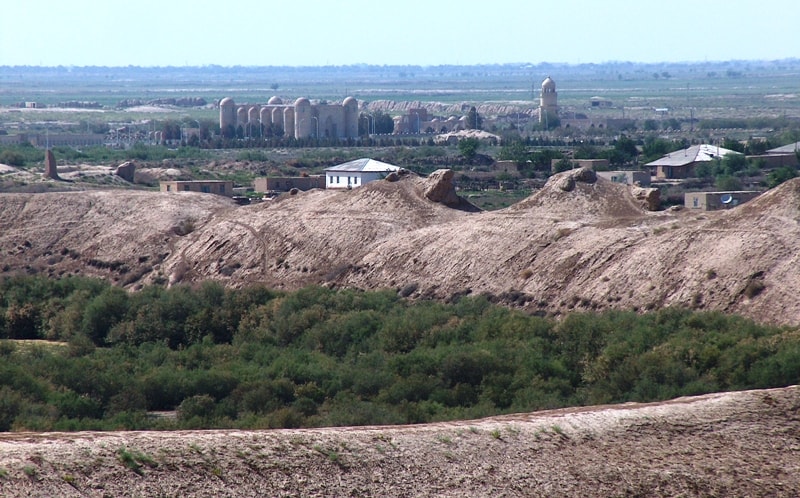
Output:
left=539, top=76, right=558, bottom=125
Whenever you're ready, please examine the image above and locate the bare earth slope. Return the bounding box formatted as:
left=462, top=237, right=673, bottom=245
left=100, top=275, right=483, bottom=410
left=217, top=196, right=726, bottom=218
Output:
left=0, top=386, right=798, bottom=497
left=3, top=168, right=799, bottom=324
left=0, top=190, right=235, bottom=286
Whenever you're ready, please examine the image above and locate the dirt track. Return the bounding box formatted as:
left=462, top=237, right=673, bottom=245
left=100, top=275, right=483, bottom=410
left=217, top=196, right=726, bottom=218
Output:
left=0, top=386, right=798, bottom=497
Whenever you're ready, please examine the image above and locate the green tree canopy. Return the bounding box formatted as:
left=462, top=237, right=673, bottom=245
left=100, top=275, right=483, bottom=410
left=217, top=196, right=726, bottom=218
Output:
left=458, top=137, right=480, bottom=160
left=497, top=140, right=528, bottom=164
left=373, top=112, right=395, bottom=134
left=613, top=135, right=639, bottom=161
left=553, top=157, right=574, bottom=173
left=722, top=138, right=745, bottom=153
left=715, top=175, right=743, bottom=191
left=766, top=165, right=798, bottom=188
left=466, top=106, right=482, bottom=130
left=721, top=153, right=747, bottom=176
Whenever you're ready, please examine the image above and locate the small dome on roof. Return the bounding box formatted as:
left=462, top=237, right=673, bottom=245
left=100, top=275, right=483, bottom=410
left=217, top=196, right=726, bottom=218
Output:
left=267, top=96, right=283, bottom=105
left=294, top=97, right=310, bottom=107
left=542, top=76, right=556, bottom=90
left=343, top=96, right=357, bottom=106
left=219, top=97, right=235, bottom=106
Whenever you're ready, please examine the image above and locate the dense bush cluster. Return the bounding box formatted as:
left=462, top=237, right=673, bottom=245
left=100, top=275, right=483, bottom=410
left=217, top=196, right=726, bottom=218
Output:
left=0, top=276, right=798, bottom=432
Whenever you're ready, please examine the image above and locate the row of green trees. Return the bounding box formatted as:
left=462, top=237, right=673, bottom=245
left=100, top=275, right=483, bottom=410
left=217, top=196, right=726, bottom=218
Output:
left=0, top=276, right=798, bottom=432
left=0, top=142, right=212, bottom=168
left=499, top=135, right=646, bottom=171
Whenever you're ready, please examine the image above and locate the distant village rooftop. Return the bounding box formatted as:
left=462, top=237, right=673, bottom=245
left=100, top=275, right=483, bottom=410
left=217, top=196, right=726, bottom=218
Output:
left=767, top=141, right=800, bottom=154
left=646, top=144, right=742, bottom=168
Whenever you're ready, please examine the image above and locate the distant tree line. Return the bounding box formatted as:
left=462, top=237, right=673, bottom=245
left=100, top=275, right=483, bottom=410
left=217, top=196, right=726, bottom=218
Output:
left=0, top=276, right=798, bottom=432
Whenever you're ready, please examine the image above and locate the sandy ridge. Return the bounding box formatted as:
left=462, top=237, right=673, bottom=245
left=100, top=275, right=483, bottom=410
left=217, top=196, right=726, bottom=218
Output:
left=0, top=386, right=797, bottom=497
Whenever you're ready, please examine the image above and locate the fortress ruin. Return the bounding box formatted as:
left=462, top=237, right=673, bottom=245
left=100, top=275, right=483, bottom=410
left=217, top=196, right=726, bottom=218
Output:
left=219, top=96, right=359, bottom=140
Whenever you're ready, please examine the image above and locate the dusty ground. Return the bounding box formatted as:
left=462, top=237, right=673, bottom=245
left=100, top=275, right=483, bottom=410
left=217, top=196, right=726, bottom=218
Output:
left=0, top=386, right=797, bottom=497
left=3, top=168, right=800, bottom=324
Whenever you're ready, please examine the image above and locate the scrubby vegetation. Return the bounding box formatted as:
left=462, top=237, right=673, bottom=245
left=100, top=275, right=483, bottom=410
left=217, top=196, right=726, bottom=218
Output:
left=0, top=276, right=798, bottom=432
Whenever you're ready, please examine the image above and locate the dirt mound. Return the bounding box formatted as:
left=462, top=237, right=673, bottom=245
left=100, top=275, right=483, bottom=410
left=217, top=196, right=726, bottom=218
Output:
left=510, top=167, right=647, bottom=221
left=1, top=386, right=797, bottom=497
left=722, top=176, right=800, bottom=222
left=159, top=173, right=478, bottom=288
left=0, top=191, right=235, bottom=286
left=3, top=176, right=800, bottom=324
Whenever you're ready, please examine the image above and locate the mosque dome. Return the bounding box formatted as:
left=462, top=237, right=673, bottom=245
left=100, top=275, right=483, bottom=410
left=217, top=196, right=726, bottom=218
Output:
left=542, top=76, right=556, bottom=91
left=267, top=96, right=283, bottom=105
left=219, top=97, right=235, bottom=107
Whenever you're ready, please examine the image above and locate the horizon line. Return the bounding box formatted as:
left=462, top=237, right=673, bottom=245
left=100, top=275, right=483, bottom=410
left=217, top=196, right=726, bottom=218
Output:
left=1, top=58, right=799, bottom=70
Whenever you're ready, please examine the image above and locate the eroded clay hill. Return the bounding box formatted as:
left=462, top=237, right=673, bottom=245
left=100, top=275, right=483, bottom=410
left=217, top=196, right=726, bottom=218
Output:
left=2, top=169, right=800, bottom=324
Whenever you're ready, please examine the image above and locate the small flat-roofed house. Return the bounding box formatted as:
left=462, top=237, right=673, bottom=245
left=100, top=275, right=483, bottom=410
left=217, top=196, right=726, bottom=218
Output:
left=589, top=96, right=613, bottom=108
left=160, top=180, right=233, bottom=196
left=646, top=144, right=741, bottom=179
left=324, top=158, right=401, bottom=189
left=684, top=190, right=760, bottom=210
left=254, top=176, right=326, bottom=194
left=596, top=170, right=651, bottom=187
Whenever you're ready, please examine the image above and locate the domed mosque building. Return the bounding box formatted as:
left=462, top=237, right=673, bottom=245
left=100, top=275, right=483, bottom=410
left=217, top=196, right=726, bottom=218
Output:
left=219, top=95, right=359, bottom=140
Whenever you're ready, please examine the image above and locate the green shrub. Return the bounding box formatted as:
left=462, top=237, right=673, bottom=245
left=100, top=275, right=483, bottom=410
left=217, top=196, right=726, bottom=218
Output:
left=177, top=395, right=216, bottom=423
left=116, top=447, right=156, bottom=475
left=0, top=150, right=25, bottom=167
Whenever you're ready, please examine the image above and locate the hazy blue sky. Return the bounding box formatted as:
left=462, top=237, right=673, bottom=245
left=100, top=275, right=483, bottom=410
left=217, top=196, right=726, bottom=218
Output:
left=1, top=0, right=796, bottom=66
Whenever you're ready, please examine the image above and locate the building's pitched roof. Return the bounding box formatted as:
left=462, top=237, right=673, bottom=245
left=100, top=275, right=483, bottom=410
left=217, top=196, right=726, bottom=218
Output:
left=325, top=158, right=401, bottom=173
left=646, top=144, right=742, bottom=167
left=767, top=142, right=800, bottom=154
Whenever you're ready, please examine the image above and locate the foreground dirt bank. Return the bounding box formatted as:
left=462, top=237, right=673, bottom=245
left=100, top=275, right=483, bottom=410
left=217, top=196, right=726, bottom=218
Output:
left=0, top=386, right=798, bottom=497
